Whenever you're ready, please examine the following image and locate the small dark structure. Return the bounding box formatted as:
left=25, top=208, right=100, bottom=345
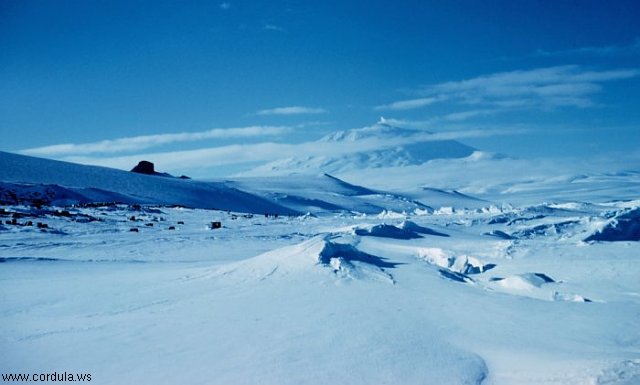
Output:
left=130, top=228, right=139, bottom=232
left=168, top=226, right=176, bottom=230
left=130, top=161, right=177, bottom=178
left=131, top=160, right=156, bottom=175
left=211, top=221, right=222, bottom=229
left=55, top=210, right=72, bottom=218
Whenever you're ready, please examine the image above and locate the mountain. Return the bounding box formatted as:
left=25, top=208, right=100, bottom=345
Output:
left=240, top=120, right=478, bottom=176
left=0, top=151, right=300, bottom=214
left=0, top=151, right=440, bottom=214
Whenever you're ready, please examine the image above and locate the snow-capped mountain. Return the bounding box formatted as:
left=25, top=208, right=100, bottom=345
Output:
left=240, top=120, right=478, bottom=176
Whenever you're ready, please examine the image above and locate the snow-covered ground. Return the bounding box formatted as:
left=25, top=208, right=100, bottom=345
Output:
left=1, top=151, right=640, bottom=384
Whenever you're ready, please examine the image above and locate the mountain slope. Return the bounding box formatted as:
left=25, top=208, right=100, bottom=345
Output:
left=226, top=174, right=432, bottom=214
left=0, top=151, right=435, bottom=214
left=240, top=121, right=477, bottom=176
left=0, top=151, right=298, bottom=214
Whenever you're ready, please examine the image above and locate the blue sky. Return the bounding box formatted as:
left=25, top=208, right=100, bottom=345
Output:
left=1, top=0, right=639, bottom=176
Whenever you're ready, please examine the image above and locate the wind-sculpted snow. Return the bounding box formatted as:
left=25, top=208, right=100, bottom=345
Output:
left=585, top=207, right=640, bottom=242
left=399, top=220, right=449, bottom=237
left=354, top=223, right=423, bottom=239
left=203, top=235, right=401, bottom=284
left=487, top=273, right=592, bottom=302
left=318, top=236, right=400, bottom=283
left=416, top=247, right=495, bottom=275
left=484, top=230, right=515, bottom=240
left=509, top=220, right=580, bottom=239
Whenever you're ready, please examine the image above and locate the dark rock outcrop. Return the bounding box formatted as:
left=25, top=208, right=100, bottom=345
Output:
left=130, top=161, right=184, bottom=178
left=131, top=161, right=156, bottom=175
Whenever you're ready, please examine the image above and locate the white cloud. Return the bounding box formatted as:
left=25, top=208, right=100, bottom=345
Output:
left=377, top=65, right=639, bottom=113
left=377, top=109, right=498, bottom=129
left=57, top=125, right=523, bottom=173
left=422, top=65, right=639, bottom=109
left=376, top=118, right=434, bottom=129
left=374, top=97, right=441, bottom=111
left=256, top=106, right=327, bottom=116
left=20, top=126, right=291, bottom=157
left=441, top=109, right=498, bottom=122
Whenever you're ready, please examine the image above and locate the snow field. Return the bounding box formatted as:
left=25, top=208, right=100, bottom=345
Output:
left=2, top=197, right=639, bottom=384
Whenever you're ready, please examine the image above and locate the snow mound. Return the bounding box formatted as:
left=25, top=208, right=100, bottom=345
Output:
left=207, top=235, right=399, bottom=284
left=416, top=247, right=496, bottom=275
left=510, top=220, right=579, bottom=239
left=399, top=220, right=449, bottom=237
left=552, top=291, right=592, bottom=303
left=584, top=207, right=640, bottom=242
left=486, top=273, right=559, bottom=301
left=318, top=239, right=398, bottom=283
left=438, top=269, right=474, bottom=283
left=354, top=223, right=422, bottom=239
left=491, top=273, right=555, bottom=290
left=484, top=230, right=515, bottom=240
left=487, top=273, right=591, bottom=302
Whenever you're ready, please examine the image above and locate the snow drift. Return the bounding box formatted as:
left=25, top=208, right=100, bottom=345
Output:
left=205, top=235, right=401, bottom=284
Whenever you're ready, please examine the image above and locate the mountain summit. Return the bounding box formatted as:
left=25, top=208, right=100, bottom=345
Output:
left=320, top=118, right=425, bottom=142
left=241, top=120, right=476, bottom=176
